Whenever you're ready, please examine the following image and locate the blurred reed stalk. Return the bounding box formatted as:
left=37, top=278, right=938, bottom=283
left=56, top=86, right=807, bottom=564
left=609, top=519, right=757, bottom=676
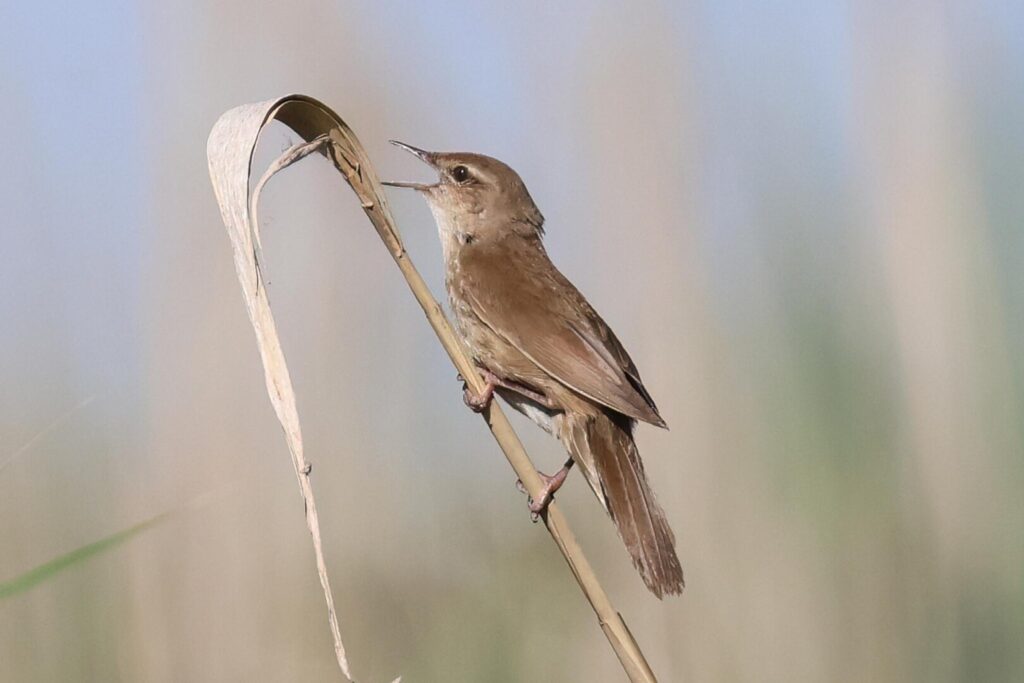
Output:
left=209, top=95, right=660, bottom=683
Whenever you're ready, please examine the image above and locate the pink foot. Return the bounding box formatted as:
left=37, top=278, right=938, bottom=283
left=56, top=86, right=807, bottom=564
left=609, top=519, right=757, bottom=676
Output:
left=461, top=371, right=497, bottom=412
left=516, top=459, right=575, bottom=519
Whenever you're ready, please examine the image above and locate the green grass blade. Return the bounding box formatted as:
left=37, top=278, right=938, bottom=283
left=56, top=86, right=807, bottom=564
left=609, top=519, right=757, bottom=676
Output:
left=0, top=511, right=169, bottom=600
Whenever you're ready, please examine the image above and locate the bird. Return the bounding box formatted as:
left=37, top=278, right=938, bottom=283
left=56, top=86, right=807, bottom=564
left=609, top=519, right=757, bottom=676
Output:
left=384, top=142, right=683, bottom=598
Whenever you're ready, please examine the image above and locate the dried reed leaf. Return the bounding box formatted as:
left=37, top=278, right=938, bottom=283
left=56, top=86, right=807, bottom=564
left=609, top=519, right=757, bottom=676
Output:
left=207, top=95, right=355, bottom=681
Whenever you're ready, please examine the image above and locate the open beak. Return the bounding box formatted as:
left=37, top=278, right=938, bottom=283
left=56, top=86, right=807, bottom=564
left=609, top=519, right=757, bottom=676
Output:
left=382, top=140, right=439, bottom=190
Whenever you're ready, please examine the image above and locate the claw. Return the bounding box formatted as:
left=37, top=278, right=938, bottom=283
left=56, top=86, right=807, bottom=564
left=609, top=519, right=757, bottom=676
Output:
left=515, top=458, right=575, bottom=519
left=463, top=381, right=494, bottom=412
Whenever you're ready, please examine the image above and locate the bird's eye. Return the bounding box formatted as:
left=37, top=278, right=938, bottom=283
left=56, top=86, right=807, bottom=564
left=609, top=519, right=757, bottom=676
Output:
left=451, top=165, right=470, bottom=183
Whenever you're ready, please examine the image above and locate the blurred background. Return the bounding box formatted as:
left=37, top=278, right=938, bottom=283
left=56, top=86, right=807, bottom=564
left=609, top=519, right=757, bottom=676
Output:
left=2, top=1, right=1022, bottom=681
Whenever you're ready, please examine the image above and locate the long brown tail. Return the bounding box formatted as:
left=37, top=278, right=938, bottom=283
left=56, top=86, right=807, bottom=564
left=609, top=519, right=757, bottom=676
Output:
left=561, top=410, right=684, bottom=598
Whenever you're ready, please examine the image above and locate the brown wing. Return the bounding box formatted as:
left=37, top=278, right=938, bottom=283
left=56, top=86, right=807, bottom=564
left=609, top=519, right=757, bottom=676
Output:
left=457, top=237, right=666, bottom=428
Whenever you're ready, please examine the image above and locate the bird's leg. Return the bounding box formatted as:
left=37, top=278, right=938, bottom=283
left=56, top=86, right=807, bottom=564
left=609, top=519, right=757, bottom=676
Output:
left=493, top=378, right=557, bottom=409
left=530, top=458, right=574, bottom=515
left=461, top=369, right=499, bottom=412
left=461, top=369, right=556, bottom=412
left=516, top=457, right=575, bottom=519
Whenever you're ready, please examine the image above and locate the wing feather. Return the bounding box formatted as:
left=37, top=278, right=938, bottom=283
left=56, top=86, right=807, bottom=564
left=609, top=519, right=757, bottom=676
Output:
left=458, top=239, right=666, bottom=427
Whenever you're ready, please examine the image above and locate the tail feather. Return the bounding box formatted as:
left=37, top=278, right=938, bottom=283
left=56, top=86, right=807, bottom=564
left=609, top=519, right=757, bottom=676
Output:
left=562, top=411, right=684, bottom=598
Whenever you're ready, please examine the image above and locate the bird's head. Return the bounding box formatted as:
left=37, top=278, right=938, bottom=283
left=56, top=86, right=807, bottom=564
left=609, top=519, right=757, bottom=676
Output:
left=384, top=141, right=544, bottom=242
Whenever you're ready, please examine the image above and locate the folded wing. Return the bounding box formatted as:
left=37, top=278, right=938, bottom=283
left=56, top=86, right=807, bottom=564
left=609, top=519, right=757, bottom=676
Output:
left=458, top=238, right=666, bottom=428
